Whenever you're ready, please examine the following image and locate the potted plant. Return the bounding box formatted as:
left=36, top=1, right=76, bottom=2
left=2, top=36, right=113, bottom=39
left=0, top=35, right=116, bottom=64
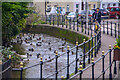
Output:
left=113, top=36, right=120, bottom=61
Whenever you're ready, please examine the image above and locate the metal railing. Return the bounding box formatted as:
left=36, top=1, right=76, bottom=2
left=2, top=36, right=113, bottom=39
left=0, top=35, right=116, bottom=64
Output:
left=12, top=15, right=119, bottom=79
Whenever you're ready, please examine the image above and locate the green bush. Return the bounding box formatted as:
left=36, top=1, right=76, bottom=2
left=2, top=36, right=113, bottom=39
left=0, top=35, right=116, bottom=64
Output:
left=12, top=43, right=25, bottom=55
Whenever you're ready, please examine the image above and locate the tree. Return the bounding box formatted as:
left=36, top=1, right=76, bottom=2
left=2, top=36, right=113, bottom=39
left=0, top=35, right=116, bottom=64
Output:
left=2, top=2, right=32, bottom=46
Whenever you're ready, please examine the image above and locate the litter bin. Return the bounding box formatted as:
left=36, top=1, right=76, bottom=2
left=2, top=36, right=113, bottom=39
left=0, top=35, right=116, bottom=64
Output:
left=113, top=49, right=120, bottom=61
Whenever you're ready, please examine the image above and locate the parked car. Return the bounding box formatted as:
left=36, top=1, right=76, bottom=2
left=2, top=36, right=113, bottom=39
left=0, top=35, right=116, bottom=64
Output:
left=91, top=8, right=109, bottom=16
left=67, top=12, right=77, bottom=20
left=78, top=10, right=93, bottom=24
left=107, top=7, right=120, bottom=19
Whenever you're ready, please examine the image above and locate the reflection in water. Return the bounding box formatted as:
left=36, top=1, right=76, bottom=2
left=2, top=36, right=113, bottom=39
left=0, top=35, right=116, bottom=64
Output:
left=14, top=33, right=83, bottom=78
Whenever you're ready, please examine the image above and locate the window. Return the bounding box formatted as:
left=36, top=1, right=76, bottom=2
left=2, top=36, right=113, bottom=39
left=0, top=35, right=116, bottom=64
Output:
left=102, top=4, right=105, bottom=8
left=76, top=4, right=79, bottom=8
left=67, top=5, right=69, bottom=12
left=107, top=4, right=110, bottom=7
left=113, top=3, right=116, bottom=6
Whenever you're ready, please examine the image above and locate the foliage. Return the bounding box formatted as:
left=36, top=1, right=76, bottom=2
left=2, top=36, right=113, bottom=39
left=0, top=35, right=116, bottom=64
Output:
left=2, top=2, right=32, bottom=46
left=1, top=46, right=21, bottom=63
left=12, top=43, right=25, bottom=55
left=114, top=36, right=120, bottom=49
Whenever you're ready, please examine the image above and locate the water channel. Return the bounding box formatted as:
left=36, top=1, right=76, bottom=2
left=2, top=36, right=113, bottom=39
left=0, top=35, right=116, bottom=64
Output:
left=14, top=33, right=83, bottom=78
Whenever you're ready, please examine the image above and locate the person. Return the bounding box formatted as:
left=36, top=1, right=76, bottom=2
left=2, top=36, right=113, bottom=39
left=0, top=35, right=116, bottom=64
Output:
left=92, top=8, right=101, bottom=25
left=92, top=8, right=101, bottom=33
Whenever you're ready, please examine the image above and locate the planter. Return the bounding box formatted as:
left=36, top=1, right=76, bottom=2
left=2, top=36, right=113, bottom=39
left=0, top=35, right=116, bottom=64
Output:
left=113, top=49, right=120, bottom=61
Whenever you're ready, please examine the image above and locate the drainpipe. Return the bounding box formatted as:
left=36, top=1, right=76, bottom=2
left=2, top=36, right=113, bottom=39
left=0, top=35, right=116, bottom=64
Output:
left=85, top=0, right=88, bottom=28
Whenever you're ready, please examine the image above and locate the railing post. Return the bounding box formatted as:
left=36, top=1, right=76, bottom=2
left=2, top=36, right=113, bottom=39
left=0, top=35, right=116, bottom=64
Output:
left=62, top=15, right=64, bottom=27
left=85, top=21, right=86, bottom=34
left=91, top=24, right=92, bottom=37
left=109, top=45, right=112, bottom=80
left=20, top=62, right=23, bottom=80
left=66, top=16, right=68, bottom=28
left=67, top=46, right=70, bottom=79
left=53, top=15, right=54, bottom=26
left=77, top=16, right=79, bottom=31
left=69, top=18, right=71, bottom=29
left=118, top=23, right=119, bottom=38
left=83, top=39, right=86, bottom=68
left=9, top=55, right=11, bottom=66
left=107, top=21, right=109, bottom=35
left=73, top=17, right=75, bottom=30
left=55, top=51, right=58, bottom=80
left=114, top=60, right=117, bottom=74
left=79, top=64, right=83, bottom=80
left=57, top=15, right=59, bottom=26
left=81, top=19, right=83, bottom=33
left=88, top=39, right=90, bottom=64
left=40, top=57, right=43, bottom=80
left=46, top=15, right=47, bottom=24
left=75, top=42, right=78, bottom=74
left=91, top=58, right=94, bottom=80
left=111, top=22, right=112, bottom=36
left=91, top=34, right=93, bottom=58
left=115, top=23, right=117, bottom=38
left=88, top=25, right=89, bottom=35
left=102, top=51, right=105, bottom=80
left=103, top=20, right=105, bottom=34
left=94, top=33, right=97, bottom=57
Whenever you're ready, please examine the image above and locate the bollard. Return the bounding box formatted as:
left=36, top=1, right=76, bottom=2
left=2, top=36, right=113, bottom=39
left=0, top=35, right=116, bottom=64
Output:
left=40, top=57, right=43, bottom=80
left=79, top=64, right=83, bottom=80
left=83, top=39, right=86, bottom=68
left=67, top=46, right=70, bottom=79
left=55, top=51, right=58, bottom=80
left=20, top=62, right=23, bottom=80
left=115, top=23, right=117, bottom=38
left=109, top=45, right=112, bottom=80
left=88, top=39, right=90, bottom=64
left=102, top=51, right=105, bottom=80
left=91, top=58, right=94, bottom=80
left=81, top=20, right=83, bottom=33
left=107, top=21, right=109, bottom=35
left=111, top=22, right=112, bottom=36
left=75, top=42, right=78, bottom=74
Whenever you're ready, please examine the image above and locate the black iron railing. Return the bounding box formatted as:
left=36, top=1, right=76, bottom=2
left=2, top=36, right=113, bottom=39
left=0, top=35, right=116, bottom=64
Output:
left=12, top=15, right=119, bottom=79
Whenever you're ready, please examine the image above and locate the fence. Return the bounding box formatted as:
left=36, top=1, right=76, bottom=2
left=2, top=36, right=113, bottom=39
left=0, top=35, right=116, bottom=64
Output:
left=1, top=55, right=12, bottom=78
left=13, top=15, right=119, bottom=79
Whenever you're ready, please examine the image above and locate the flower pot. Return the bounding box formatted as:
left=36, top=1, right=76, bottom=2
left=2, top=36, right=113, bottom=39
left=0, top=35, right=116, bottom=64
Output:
left=113, top=49, right=120, bottom=61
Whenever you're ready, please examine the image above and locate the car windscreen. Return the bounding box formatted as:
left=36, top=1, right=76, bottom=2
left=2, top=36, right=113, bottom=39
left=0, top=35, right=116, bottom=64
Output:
left=79, top=11, right=86, bottom=14
left=68, top=13, right=75, bottom=16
